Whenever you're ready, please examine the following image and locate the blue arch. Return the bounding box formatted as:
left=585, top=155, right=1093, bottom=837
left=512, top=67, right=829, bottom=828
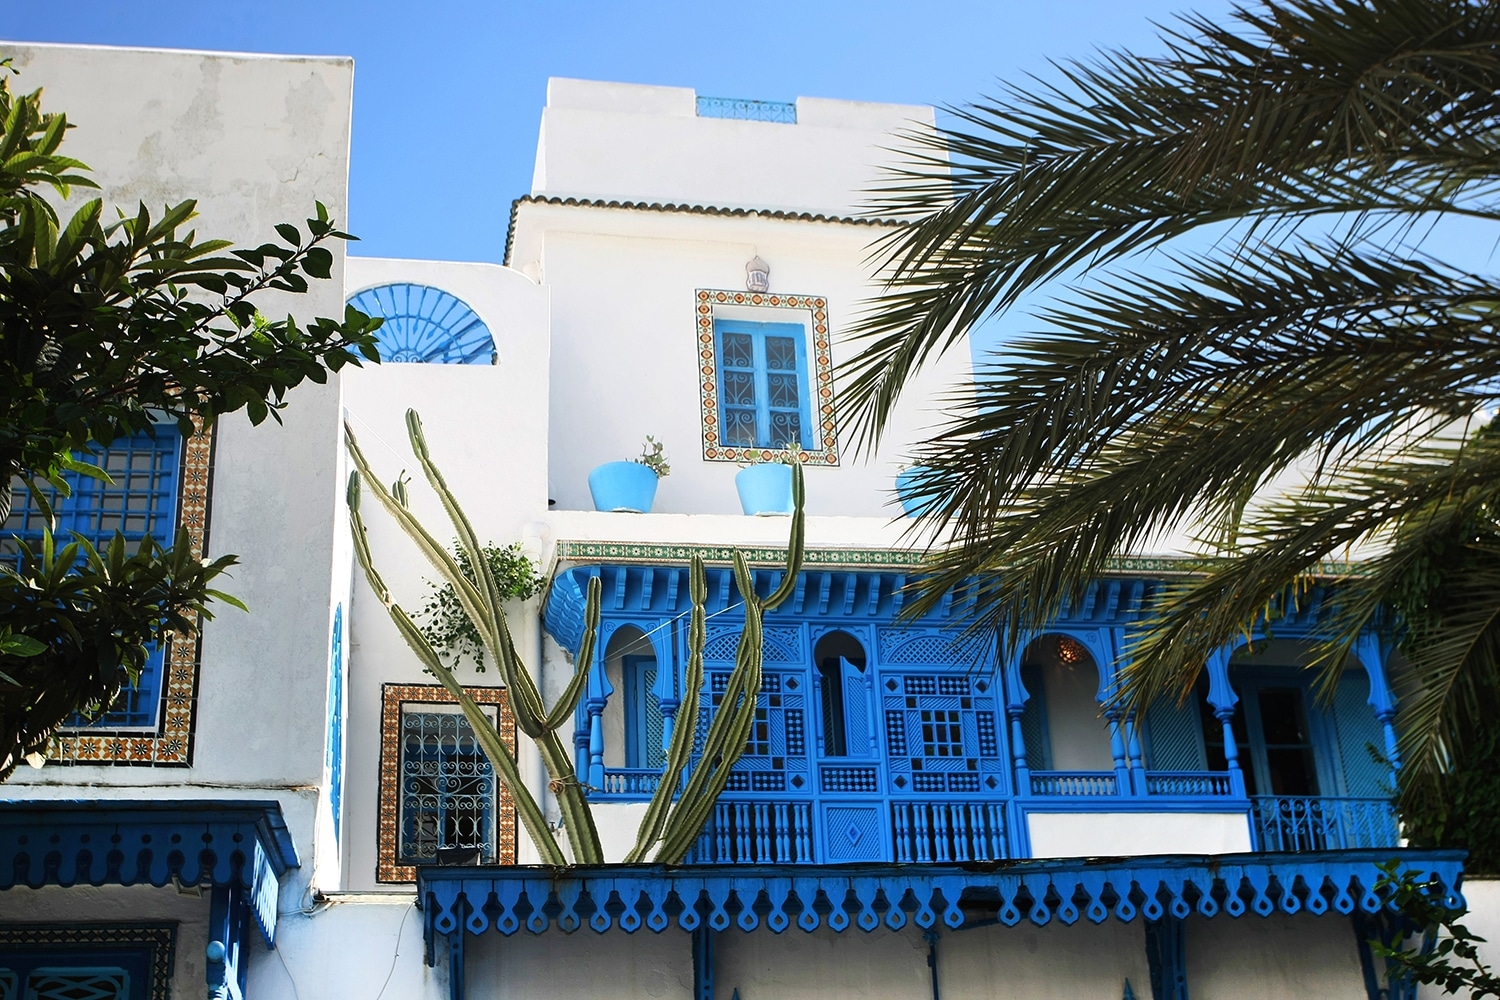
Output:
left=347, top=283, right=496, bottom=364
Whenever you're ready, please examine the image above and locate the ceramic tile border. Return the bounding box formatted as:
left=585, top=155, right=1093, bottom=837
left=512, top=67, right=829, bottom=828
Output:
left=377, top=683, right=516, bottom=883
left=54, top=420, right=214, bottom=766
left=694, top=289, right=840, bottom=466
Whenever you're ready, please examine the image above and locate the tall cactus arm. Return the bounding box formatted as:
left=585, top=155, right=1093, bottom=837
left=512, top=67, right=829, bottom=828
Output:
left=344, top=425, right=504, bottom=665
left=655, top=612, right=762, bottom=863
left=543, top=575, right=602, bottom=732
left=762, top=463, right=806, bottom=612
left=626, top=557, right=708, bottom=863
left=396, top=412, right=552, bottom=737
left=347, top=471, right=565, bottom=865
left=346, top=420, right=604, bottom=866
left=654, top=554, right=768, bottom=863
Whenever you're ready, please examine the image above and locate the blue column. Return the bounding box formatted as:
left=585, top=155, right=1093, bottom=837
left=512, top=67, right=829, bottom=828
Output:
left=693, top=926, right=716, bottom=1000
left=1004, top=650, right=1031, bottom=795
left=1205, top=647, right=1246, bottom=797
left=1356, top=632, right=1401, bottom=780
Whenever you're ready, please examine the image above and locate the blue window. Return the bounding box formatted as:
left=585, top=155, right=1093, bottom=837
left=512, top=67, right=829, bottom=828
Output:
left=347, top=283, right=495, bottom=365
left=398, top=708, right=496, bottom=864
left=714, top=319, right=813, bottom=450
left=623, top=655, right=665, bottom=769
left=3, top=423, right=183, bottom=730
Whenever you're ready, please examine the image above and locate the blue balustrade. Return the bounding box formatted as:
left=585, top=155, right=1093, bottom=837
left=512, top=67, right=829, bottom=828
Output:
left=891, top=801, right=1007, bottom=863
left=1145, top=771, right=1235, bottom=797
left=1029, top=771, right=1119, bottom=796
left=600, top=768, right=666, bottom=798
left=1251, top=796, right=1399, bottom=852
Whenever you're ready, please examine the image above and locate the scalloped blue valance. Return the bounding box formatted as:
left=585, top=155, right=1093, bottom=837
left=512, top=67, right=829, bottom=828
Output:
left=348, top=283, right=495, bottom=365
left=419, top=850, right=1464, bottom=939
left=0, top=800, right=298, bottom=947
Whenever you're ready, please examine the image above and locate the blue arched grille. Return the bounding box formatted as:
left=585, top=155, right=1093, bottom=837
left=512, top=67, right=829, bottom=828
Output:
left=347, top=283, right=495, bottom=364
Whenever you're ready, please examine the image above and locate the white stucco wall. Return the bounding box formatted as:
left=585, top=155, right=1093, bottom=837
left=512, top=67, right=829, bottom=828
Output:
left=0, top=42, right=357, bottom=959
left=512, top=205, right=968, bottom=519
left=1027, top=811, right=1254, bottom=858
left=533, top=78, right=935, bottom=216
left=339, top=257, right=554, bottom=886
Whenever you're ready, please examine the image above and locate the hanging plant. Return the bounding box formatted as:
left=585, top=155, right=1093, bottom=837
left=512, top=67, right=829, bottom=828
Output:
left=417, top=540, right=545, bottom=670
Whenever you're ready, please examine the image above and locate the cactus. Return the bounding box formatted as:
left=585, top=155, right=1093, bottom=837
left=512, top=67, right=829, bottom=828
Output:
left=345, top=410, right=804, bottom=867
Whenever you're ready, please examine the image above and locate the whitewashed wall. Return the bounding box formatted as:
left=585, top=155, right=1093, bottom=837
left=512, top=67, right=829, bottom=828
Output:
left=340, top=257, right=554, bottom=884
left=533, top=78, right=933, bottom=216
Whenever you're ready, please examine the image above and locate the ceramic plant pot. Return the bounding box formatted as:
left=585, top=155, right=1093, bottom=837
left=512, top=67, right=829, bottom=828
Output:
left=588, top=461, right=659, bottom=513
left=735, top=463, right=794, bottom=516
left=895, top=466, right=938, bottom=518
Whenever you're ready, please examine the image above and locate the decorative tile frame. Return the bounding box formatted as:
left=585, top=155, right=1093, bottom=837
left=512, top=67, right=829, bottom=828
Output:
left=377, top=684, right=516, bottom=883
left=54, top=421, right=215, bottom=766
left=0, top=923, right=176, bottom=1000
left=694, top=289, right=840, bottom=465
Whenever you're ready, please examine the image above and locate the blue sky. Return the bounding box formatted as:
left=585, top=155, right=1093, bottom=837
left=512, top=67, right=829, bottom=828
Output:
left=7, top=0, right=1242, bottom=264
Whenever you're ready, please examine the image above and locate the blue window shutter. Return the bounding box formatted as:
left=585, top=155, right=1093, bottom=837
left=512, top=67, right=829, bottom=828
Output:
left=840, top=657, right=874, bottom=758
left=1143, top=696, right=1208, bottom=771
left=1331, top=674, right=1392, bottom=797
left=623, top=655, right=665, bottom=768
left=3, top=423, right=182, bottom=730
left=713, top=319, right=813, bottom=450
left=1019, top=663, right=1051, bottom=770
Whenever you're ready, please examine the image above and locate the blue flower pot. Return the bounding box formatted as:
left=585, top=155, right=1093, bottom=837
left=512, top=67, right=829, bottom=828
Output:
left=588, top=461, right=659, bottom=513
left=895, top=466, right=938, bottom=518
left=736, top=463, right=794, bottom=516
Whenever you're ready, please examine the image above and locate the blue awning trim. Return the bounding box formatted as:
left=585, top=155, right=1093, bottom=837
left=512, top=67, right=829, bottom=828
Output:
left=418, top=850, right=1464, bottom=940
left=0, top=800, right=299, bottom=946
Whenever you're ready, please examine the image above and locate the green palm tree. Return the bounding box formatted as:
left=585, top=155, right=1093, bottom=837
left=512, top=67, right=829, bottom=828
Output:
left=843, top=0, right=1500, bottom=789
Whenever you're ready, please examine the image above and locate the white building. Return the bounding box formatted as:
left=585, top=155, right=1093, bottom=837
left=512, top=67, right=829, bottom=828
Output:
left=0, top=41, right=1473, bottom=1000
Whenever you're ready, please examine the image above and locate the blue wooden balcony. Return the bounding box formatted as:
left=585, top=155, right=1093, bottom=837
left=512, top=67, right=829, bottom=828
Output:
left=1250, top=796, right=1399, bottom=852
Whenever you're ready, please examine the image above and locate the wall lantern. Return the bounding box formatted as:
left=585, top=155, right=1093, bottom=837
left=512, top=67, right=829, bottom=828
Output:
left=745, top=255, right=770, bottom=293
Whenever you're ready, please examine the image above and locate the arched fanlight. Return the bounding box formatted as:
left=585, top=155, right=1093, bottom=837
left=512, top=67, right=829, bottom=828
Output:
left=347, top=283, right=496, bottom=365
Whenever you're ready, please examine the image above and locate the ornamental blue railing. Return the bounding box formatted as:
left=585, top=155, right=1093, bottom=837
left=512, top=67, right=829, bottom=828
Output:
left=689, top=801, right=815, bottom=864
left=600, top=768, right=666, bottom=798
left=1029, top=771, right=1119, bottom=796
left=695, top=96, right=798, bottom=124
left=892, top=801, right=1007, bottom=863
left=1145, top=771, right=1236, bottom=796
left=1251, top=796, right=1399, bottom=852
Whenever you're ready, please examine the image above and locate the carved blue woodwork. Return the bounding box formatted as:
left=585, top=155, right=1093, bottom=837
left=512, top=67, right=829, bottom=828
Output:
left=3, top=423, right=182, bottom=730
left=0, top=803, right=293, bottom=949
left=544, top=564, right=1409, bottom=863
left=695, top=96, right=797, bottom=124
left=347, top=283, right=495, bottom=365
left=0, top=800, right=296, bottom=970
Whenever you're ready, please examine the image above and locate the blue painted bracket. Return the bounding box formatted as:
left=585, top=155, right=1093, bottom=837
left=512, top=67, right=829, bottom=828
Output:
left=0, top=799, right=299, bottom=947
left=1145, top=915, right=1188, bottom=1000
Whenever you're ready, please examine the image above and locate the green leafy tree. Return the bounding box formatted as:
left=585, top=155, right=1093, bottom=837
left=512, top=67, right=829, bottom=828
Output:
left=0, top=65, right=382, bottom=774
left=844, top=0, right=1500, bottom=791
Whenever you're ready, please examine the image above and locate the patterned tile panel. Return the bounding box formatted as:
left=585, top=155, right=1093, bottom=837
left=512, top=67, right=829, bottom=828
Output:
left=377, top=684, right=516, bottom=883
left=54, top=420, right=214, bottom=766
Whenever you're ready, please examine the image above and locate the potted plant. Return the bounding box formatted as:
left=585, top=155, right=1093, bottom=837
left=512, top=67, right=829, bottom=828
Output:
left=589, top=436, right=670, bottom=513
left=735, top=444, right=799, bottom=516
left=895, top=463, right=939, bottom=518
